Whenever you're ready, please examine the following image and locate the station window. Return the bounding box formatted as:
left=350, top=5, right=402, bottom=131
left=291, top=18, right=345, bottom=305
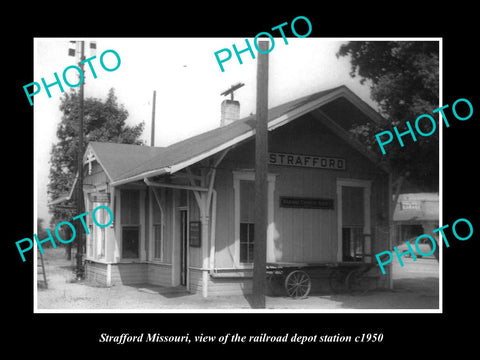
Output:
left=342, top=226, right=364, bottom=262
left=340, top=183, right=370, bottom=262
left=94, top=202, right=108, bottom=259
left=152, top=192, right=164, bottom=260
left=239, top=180, right=255, bottom=264
left=234, top=172, right=276, bottom=266
left=121, top=190, right=140, bottom=259
left=122, top=226, right=139, bottom=258
left=240, top=223, right=255, bottom=263
left=86, top=191, right=108, bottom=260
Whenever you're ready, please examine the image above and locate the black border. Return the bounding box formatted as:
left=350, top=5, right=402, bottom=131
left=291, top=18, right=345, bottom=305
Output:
left=6, top=5, right=479, bottom=355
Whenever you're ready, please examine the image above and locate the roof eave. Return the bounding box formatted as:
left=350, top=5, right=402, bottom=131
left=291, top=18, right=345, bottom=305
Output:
left=107, top=86, right=390, bottom=184
left=145, top=88, right=357, bottom=177
left=110, top=167, right=170, bottom=186
left=337, top=85, right=387, bottom=125
left=314, top=109, right=390, bottom=173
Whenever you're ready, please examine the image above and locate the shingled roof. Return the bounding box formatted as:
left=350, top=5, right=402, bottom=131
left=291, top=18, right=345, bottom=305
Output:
left=86, top=142, right=166, bottom=183
left=84, top=85, right=387, bottom=186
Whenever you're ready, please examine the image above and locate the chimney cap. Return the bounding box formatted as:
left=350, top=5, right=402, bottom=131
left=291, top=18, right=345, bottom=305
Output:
left=220, top=82, right=245, bottom=100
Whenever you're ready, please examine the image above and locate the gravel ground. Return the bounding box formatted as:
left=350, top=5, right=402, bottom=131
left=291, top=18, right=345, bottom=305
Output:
left=36, top=248, right=439, bottom=311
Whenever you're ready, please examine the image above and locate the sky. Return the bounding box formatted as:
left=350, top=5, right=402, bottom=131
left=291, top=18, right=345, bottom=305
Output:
left=34, top=37, right=377, bottom=226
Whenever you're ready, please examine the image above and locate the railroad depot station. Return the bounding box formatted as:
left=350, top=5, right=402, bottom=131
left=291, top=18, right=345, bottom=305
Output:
left=70, top=85, right=394, bottom=297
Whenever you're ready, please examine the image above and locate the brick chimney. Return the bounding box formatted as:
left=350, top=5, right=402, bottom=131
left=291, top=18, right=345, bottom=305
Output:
left=220, top=99, right=240, bottom=126
left=220, top=82, right=244, bottom=127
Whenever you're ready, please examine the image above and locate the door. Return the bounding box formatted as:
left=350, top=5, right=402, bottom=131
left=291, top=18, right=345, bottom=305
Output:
left=179, top=209, right=188, bottom=286
left=337, top=179, right=372, bottom=262
left=341, top=186, right=364, bottom=261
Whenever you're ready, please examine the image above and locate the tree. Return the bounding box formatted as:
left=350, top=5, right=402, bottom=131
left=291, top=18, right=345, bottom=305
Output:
left=337, top=41, right=440, bottom=261
left=36, top=218, right=52, bottom=247
left=337, top=41, right=439, bottom=192
left=48, top=88, right=144, bottom=259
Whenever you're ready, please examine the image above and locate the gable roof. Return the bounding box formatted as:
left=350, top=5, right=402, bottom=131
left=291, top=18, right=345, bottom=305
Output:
left=86, top=142, right=165, bottom=183
left=86, top=85, right=388, bottom=186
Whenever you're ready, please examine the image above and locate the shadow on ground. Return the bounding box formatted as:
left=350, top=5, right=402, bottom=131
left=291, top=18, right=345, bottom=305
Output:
left=133, top=285, right=190, bottom=299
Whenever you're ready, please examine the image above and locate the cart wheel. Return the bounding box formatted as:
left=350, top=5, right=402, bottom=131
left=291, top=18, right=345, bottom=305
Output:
left=345, top=268, right=369, bottom=295
left=284, top=270, right=311, bottom=299
left=329, top=269, right=347, bottom=293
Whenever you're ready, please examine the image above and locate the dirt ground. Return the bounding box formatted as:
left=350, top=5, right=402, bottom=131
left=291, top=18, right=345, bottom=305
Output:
left=36, top=248, right=439, bottom=311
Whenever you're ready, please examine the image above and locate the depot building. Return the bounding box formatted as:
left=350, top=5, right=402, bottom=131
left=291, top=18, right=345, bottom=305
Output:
left=78, top=85, right=393, bottom=297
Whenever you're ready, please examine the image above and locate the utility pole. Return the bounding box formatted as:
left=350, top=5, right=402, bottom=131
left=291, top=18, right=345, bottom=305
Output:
left=252, top=41, right=269, bottom=309
left=151, top=90, right=156, bottom=146
left=67, top=40, right=96, bottom=278
left=76, top=40, right=86, bottom=279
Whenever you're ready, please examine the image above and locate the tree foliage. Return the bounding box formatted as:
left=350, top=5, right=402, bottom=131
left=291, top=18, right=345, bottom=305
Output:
left=36, top=218, right=50, bottom=242
left=48, top=88, right=144, bottom=225
left=337, top=41, right=439, bottom=191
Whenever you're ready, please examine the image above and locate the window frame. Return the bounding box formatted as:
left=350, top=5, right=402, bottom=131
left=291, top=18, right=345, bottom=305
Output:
left=233, top=171, right=276, bottom=268
left=148, top=187, right=167, bottom=263
left=84, top=187, right=109, bottom=262
left=119, top=188, right=145, bottom=261
left=336, top=178, right=372, bottom=263
left=239, top=222, right=255, bottom=264
left=342, top=225, right=365, bottom=262
left=94, top=201, right=108, bottom=260
left=121, top=225, right=140, bottom=259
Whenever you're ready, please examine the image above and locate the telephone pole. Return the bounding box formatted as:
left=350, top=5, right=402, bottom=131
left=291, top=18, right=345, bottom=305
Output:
left=252, top=41, right=269, bottom=309
left=67, top=40, right=96, bottom=278
left=70, top=40, right=86, bottom=279
left=151, top=90, right=156, bottom=146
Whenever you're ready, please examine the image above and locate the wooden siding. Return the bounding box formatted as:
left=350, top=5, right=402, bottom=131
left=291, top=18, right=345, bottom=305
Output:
left=148, top=188, right=173, bottom=264
left=213, top=112, right=389, bottom=268
left=189, top=269, right=253, bottom=296
left=85, top=261, right=108, bottom=286
left=163, top=189, right=174, bottom=263
left=190, top=270, right=384, bottom=296
left=110, top=263, right=147, bottom=285
left=273, top=166, right=338, bottom=263
left=188, top=192, right=203, bottom=268
left=211, top=170, right=236, bottom=268
left=208, top=277, right=253, bottom=296
left=84, top=111, right=391, bottom=293
left=86, top=261, right=175, bottom=287
left=147, top=263, right=172, bottom=286
left=84, top=162, right=108, bottom=186
left=188, top=268, right=203, bottom=294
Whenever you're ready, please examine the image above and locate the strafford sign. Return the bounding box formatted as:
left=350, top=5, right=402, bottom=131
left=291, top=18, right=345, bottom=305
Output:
left=268, top=152, right=346, bottom=170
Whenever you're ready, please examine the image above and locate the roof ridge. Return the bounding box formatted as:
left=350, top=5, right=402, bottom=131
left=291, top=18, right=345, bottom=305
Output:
left=148, top=86, right=345, bottom=150
left=110, top=86, right=349, bottom=183
left=89, top=140, right=166, bottom=149
left=90, top=85, right=385, bottom=185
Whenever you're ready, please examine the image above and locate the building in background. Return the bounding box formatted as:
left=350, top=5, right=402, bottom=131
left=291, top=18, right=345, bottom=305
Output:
left=393, top=192, right=439, bottom=244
